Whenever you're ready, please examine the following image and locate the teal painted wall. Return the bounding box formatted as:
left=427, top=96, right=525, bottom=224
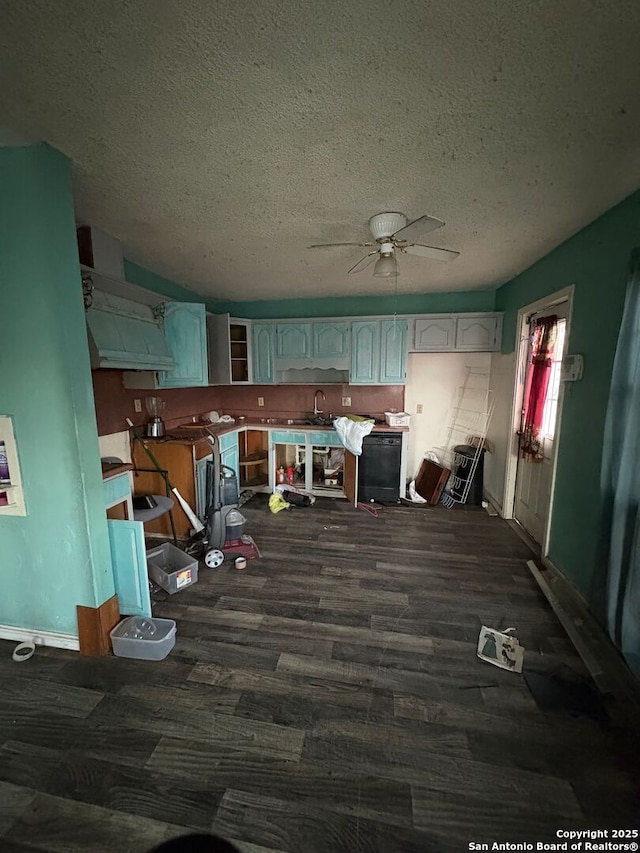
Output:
left=124, top=259, right=496, bottom=318
left=197, top=289, right=496, bottom=319
left=0, top=144, right=114, bottom=637
left=124, top=260, right=223, bottom=311
left=496, top=190, right=640, bottom=596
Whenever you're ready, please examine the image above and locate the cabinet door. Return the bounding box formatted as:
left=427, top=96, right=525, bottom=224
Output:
left=350, top=321, right=380, bottom=384
left=159, top=302, right=209, bottom=387
left=413, top=317, right=455, bottom=351
left=276, top=323, right=311, bottom=358
left=252, top=324, right=275, bottom=383
left=221, top=445, right=239, bottom=479
left=194, top=454, right=212, bottom=520
left=344, top=450, right=358, bottom=506
left=379, top=319, right=408, bottom=384
left=107, top=519, right=152, bottom=617
left=313, top=322, right=350, bottom=358
left=454, top=315, right=499, bottom=351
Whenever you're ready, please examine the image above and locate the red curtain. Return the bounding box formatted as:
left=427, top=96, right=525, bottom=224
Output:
left=520, top=316, right=558, bottom=461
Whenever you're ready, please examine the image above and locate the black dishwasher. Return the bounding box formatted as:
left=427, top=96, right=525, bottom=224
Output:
left=358, top=432, right=402, bottom=503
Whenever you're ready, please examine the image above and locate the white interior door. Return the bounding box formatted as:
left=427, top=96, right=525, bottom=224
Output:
left=513, top=311, right=567, bottom=546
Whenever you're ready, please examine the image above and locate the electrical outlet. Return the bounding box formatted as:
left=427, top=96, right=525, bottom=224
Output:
left=341, top=396, right=351, bottom=407
left=257, top=396, right=265, bottom=407
left=416, top=403, right=423, bottom=414
left=134, top=399, right=142, bottom=413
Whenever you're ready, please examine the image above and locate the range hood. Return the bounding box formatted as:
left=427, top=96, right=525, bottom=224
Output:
left=86, top=288, right=175, bottom=371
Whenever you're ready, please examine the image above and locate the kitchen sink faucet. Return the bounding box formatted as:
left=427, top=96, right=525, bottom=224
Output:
left=313, top=389, right=326, bottom=416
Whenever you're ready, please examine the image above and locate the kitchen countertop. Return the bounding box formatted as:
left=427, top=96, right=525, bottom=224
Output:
left=101, top=461, right=133, bottom=479
left=154, top=419, right=408, bottom=445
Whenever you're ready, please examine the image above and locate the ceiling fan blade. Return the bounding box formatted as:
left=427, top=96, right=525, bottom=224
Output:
left=402, top=244, right=460, bottom=262
left=393, top=214, right=444, bottom=242
left=308, top=241, right=374, bottom=249
left=348, top=252, right=378, bottom=274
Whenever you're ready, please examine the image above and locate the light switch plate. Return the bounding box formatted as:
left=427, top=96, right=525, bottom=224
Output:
left=257, top=397, right=265, bottom=406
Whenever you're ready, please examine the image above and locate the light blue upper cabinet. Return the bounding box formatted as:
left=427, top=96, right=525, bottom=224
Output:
left=276, top=323, right=312, bottom=358
left=379, top=319, right=408, bottom=384
left=252, top=323, right=275, bottom=384
left=158, top=302, right=209, bottom=387
left=312, top=322, right=350, bottom=358
left=350, top=321, right=380, bottom=384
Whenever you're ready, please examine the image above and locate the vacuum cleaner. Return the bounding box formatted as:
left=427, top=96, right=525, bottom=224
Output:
left=202, top=438, right=260, bottom=568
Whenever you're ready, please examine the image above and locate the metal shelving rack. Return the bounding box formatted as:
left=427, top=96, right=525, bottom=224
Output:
left=436, top=369, right=494, bottom=505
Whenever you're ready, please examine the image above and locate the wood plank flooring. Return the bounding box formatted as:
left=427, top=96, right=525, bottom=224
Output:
left=1, top=495, right=639, bottom=852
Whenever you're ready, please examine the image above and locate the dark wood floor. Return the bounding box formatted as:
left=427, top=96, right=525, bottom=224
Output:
left=1, top=496, right=639, bottom=853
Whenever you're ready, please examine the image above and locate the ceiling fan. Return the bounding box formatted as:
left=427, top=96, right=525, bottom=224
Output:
left=308, top=211, right=459, bottom=277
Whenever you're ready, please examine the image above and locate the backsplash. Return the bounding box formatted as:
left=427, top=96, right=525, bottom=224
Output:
left=92, top=371, right=224, bottom=436
left=217, top=384, right=405, bottom=421
left=92, top=371, right=405, bottom=436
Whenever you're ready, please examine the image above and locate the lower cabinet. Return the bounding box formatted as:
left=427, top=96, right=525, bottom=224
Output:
left=271, top=429, right=346, bottom=496
left=220, top=430, right=241, bottom=484
left=107, top=519, right=151, bottom=618
left=103, top=470, right=151, bottom=618
left=132, top=437, right=215, bottom=538
left=194, top=454, right=212, bottom=521
left=238, top=430, right=269, bottom=488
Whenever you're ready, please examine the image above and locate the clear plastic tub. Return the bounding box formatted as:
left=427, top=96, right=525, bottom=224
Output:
left=146, top=543, right=198, bottom=594
left=110, top=616, right=176, bottom=660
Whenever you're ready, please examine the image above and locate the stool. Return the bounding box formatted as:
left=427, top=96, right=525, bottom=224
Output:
left=102, top=457, right=178, bottom=545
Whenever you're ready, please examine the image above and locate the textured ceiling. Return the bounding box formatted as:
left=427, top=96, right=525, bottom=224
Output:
left=2, top=1, right=640, bottom=302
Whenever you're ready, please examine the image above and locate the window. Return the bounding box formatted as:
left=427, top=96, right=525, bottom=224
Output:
left=541, top=319, right=566, bottom=439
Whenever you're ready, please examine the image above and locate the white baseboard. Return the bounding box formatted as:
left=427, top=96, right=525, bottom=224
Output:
left=0, top=624, right=80, bottom=651
left=483, top=489, right=504, bottom=517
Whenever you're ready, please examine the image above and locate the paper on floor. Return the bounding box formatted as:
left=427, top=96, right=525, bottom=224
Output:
left=477, top=625, right=525, bottom=673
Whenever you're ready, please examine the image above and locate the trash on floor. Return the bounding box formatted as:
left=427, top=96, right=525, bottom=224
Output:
left=275, top=483, right=316, bottom=506
left=357, top=501, right=383, bottom=517
left=407, top=480, right=428, bottom=503
left=414, top=457, right=452, bottom=505
left=269, top=492, right=291, bottom=513
left=483, top=500, right=499, bottom=516
left=477, top=625, right=525, bottom=673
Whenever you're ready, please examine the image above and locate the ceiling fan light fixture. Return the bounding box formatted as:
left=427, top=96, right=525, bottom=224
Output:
left=373, top=254, right=397, bottom=278
left=368, top=212, right=407, bottom=240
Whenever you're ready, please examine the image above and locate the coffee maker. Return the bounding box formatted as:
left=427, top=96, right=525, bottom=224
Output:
left=145, top=396, right=166, bottom=437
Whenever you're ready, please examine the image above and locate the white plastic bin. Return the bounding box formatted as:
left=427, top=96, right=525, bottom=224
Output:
left=146, top=543, right=198, bottom=594
left=384, top=412, right=410, bottom=427
left=110, top=616, right=176, bottom=660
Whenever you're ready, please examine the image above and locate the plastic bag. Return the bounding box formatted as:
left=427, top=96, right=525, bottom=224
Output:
left=269, top=493, right=290, bottom=514
left=407, top=480, right=428, bottom=503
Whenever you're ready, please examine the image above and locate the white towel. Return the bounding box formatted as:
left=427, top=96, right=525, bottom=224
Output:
left=333, top=417, right=375, bottom=456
